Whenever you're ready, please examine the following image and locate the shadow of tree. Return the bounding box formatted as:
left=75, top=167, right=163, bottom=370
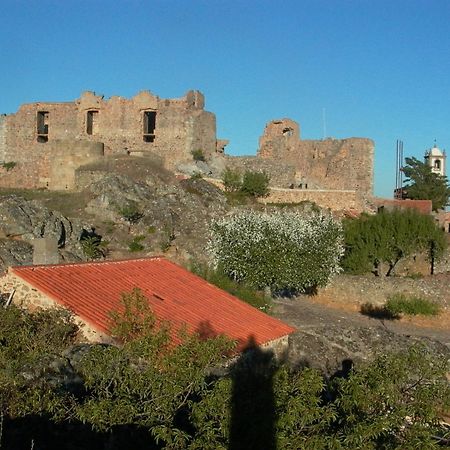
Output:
left=0, top=416, right=156, bottom=450
left=360, top=302, right=399, bottom=320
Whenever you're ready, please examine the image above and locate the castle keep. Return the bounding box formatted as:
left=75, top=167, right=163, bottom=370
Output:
left=0, top=90, right=218, bottom=189
left=0, top=89, right=375, bottom=209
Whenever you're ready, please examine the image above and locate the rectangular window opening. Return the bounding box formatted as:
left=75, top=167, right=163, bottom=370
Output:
left=86, top=110, right=99, bottom=135
left=37, top=111, right=49, bottom=142
left=143, top=111, right=156, bottom=143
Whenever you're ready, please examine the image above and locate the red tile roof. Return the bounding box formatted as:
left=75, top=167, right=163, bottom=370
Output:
left=374, top=198, right=433, bottom=215
left=11, top=257, right=295, bottom=349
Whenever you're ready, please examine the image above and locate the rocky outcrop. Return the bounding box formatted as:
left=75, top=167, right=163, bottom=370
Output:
left=0, top=196, right=92, bottom=272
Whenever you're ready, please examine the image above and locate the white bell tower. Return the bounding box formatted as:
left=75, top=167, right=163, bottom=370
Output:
left=424, top=142, right=446, bottom=177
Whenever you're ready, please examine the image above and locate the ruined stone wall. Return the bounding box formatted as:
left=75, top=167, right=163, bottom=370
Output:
left=223, top=155, right=297, bottom=187
left=260, top=187, right=364, bottom=211
left=1, top=90, right=218, bottom=189
left=0, top=270, right=112, bottom=343
left=0, top=115, right=7, bottom=163
left=258, top=119, right=374, bottom=196
left=48, top=140, right=104, bottom=190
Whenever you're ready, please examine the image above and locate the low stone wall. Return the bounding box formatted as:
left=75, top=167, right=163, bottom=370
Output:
left=261, top=188, right=364, bottom=211
left=0, top=270, right=111, bottom=343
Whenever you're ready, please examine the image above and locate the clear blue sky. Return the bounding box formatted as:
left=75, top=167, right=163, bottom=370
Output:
left=2, top=0, right=449, bottom=198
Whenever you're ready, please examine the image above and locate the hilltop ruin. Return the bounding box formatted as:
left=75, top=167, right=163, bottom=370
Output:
left=0, top=89, right=374, bottom=210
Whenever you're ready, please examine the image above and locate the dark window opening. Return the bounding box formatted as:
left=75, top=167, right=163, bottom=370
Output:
left=434, top=160, right=441, bottom=170
left=143, top=111, right=156, bottom=143
left=86, top=110, right=98, bottom=135
left=37, top=111, right=49, bottom=142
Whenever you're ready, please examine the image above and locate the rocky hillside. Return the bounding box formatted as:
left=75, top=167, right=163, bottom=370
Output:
left=0, top=156, right=236, bottom=273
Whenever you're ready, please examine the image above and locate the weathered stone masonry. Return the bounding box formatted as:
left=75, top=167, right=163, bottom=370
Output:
left=0, top=90, right=218, bottom=189
left=0, top=90, right=375, bottom=210
left=257, top=118, right=374, bottom=196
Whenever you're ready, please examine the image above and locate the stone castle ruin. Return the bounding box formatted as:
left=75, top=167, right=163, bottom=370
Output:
left=0, top=89, right=374, bottom=210
left=0, top=90, right=218, bottom=190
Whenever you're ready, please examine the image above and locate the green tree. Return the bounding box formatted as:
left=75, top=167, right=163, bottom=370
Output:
left=0, top=305, right=78, bottom=419
left=221, top=167, right=242, bottom=192
left=331, top=345, right=450, bottom=449
left=342, top=209, right=446, bottom=276
left=208, top=210, right=343, bottom=293
left=240, top=170, right=270, bottom=198
left=75, top=288, right=234, bottom=448
left=403, top=157, right=450, bottom=211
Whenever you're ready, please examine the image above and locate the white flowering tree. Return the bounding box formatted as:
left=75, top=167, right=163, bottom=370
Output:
left=208, top=210, right=344, bottom=293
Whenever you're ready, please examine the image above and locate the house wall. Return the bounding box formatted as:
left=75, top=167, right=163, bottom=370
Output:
left=0, top=271, right=112, bottom=343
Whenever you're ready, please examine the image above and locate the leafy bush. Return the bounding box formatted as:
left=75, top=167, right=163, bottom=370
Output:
left=385, top=293, right=440, bottom=316
left=208, top=210, right=343, bottom=293
left=190, top=171, right=203, bottom=180
left=119, top=203, right=143, bottom=224
left=191, top=149, right=206, bottom=162
left=80, top=236, right=107, bottom=260
left=221, top=167, right=242, bottom=192
left=128, top=235, right=145, bottom=252
left=240, top=170, right=270, bottom=198
left=342, top=209, right=446, bottom=276
left=1, top=161, right=16, bottom=171
left=1, top=299, right=449, bottom=449
left=191, top=262, right=272, bottom=312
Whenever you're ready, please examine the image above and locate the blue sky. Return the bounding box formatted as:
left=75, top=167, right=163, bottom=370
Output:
left=1, top=0, right=449, bottom=198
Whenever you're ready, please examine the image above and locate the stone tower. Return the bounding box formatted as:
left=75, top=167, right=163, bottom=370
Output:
left=424, top=143, right=446, bottom=177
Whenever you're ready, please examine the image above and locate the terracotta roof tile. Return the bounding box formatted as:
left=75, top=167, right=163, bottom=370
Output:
left=12, top=258, right=295, bottom=349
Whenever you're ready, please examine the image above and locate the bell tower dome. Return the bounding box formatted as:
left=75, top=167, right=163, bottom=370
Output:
left=424, top=142, right=446, bottom=177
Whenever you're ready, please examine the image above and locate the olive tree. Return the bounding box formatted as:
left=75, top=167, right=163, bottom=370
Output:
left=208, top=210, right=344, bottom=293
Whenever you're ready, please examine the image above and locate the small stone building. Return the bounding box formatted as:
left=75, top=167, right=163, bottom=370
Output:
left=0, top=257, right=295, bottom=353
left=0, top=90, right=221, bottom=190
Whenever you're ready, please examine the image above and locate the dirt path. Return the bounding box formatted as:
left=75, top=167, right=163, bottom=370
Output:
left=271, top=274, right=450, bottom=374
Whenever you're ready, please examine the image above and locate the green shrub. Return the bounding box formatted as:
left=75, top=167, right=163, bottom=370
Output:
left=128, top=235, right=145, bottom=252
left=190, top=171, right=203, bottom=180
left=342, top=209, right=446, bottom=276
left=191, top=263, right=272, bottom=312
left=147, top=225, right=157, bottom=234
left=81, top=236, right=108, bottom=260
left=119, top=203, right=143, bottom=224
left=385, top=293, right=440, bottom=316
left=208, top=210, right=343, bottom=293
left=221, top=167, right=242, bottom=192
left=240, top=170, right=270, bottom=198
left=191, top=149, right=206, bottom=162
left=1, top=161, right=16, bottom=171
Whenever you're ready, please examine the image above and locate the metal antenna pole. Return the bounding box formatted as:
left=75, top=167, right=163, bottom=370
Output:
left=395, top=140, right=399, bottom=192
left=322, top=108, right=327, bottom=139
